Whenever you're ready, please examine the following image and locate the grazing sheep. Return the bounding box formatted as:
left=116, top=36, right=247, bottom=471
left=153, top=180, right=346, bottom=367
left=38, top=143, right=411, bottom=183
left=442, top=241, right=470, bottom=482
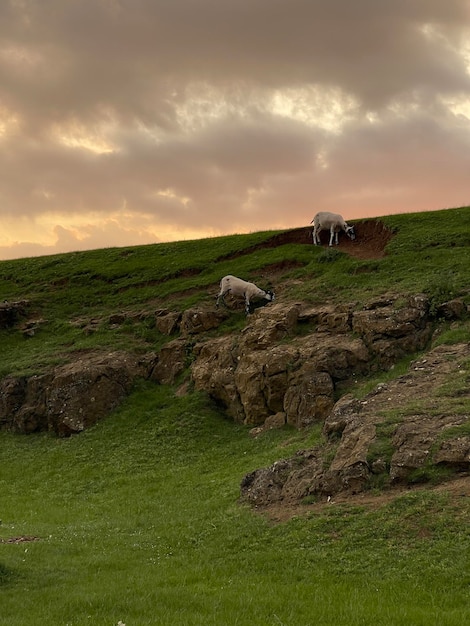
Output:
left=311, top=211, right=356, bottom=246
left=216, top=275, right=275, bottom=315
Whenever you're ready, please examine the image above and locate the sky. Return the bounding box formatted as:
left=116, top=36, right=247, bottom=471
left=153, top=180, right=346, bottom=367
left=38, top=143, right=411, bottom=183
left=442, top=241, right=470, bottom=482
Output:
left=1, top=0, right=470, bottom=260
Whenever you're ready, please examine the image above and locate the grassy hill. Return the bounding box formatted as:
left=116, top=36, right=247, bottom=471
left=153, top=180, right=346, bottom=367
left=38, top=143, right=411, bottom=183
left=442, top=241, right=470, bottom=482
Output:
left=1, top=206, right=470, bottom=625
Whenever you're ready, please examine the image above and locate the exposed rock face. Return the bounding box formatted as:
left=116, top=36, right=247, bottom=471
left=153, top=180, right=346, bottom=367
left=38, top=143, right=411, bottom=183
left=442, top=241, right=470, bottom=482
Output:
left=180, top=307, right=228, bottom=335
left=191, top=296, right=432, bottom=426
left=0, top=352, right=147, bottom=436
left=148, top=338, right=188, bottom=385
left=192, top=336, right=244, bottom=421
left=155, top=310, right=182, bottom=335
left=240, top=342, right=470, bottom=506
left=0, top=288, right=466, bottom=507
left=351, top=294, right=432, bottom=368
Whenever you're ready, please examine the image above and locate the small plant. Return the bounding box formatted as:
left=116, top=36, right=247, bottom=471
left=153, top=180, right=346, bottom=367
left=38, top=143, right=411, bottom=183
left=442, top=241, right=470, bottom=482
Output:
left=348, top=261, right=379, bottom=275
left=316, top=248, right=344, bottom=263
left=425, top=271, right=458, bottom=316
left=301, top=494, right=317, bottom=505
left=407, top=464, right=454, bottom=485
left=367, top=471, right=391, bottom=491
left=366, top=438, right=395, bottom=470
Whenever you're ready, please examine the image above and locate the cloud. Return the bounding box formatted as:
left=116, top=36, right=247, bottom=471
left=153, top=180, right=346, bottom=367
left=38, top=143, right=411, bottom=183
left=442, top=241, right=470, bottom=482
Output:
left=0, top=0, right=469, bottom=258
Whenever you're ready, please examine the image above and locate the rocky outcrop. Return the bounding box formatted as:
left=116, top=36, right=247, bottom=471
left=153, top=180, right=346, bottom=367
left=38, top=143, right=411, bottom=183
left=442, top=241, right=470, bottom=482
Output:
left=0, top=292, right=466, bottom=468
left=352, top=294, right=432, bottom=369
left=148, top=338, right=188, bottom=385
left=0, top=351, right=148, bottom=436
left=240, top=342, right=470, bottom=506
left=191, top=295, right=434, bottom=426
left=180, top=307, right=228, bottom=335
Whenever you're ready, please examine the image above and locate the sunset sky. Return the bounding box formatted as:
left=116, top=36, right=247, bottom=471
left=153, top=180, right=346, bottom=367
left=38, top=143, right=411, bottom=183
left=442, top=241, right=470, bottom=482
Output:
left=1, top=0, right=470, bottom=260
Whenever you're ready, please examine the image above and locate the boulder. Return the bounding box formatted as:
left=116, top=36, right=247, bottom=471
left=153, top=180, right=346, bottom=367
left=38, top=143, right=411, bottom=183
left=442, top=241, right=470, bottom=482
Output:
left=352, top=294, right=432, bottom=368
left=149, top=338, right=188, bottom=384
left=180, top=307, right=228, bottom=335
left=155, top=310, right=182, bottom=335
left=0, top=351, right=144, bottom=436
left=434, top=437, right=470, bottom=468
left=190, top=313, right=370, bottom=426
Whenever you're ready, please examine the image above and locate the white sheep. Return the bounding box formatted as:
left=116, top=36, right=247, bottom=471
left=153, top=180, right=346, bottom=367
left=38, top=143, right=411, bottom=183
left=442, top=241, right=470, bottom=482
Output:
left=311, top=211, right=356, bottom=246
left=216, top=275, right=275, bottom=315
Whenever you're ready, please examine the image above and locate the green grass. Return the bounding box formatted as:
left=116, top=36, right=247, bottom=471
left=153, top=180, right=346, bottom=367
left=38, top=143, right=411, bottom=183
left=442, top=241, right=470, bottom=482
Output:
left=1, top=206, right=470, bottom=624
left=1, top=383, right=470, bottom=625
left=1, top=206, right=470, bottom=375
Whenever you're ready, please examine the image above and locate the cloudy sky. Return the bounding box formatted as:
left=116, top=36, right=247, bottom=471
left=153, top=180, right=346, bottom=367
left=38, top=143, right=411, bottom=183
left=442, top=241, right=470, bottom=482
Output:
left=1, top=0, right=469, bottom=260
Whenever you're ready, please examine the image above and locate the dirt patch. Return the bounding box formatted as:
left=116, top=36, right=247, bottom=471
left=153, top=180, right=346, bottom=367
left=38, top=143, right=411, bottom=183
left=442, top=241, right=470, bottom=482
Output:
left=117, top=220, right=393, bottom=299
left=337, top=219, right=395, bottom=260
left=0, top=535, right=40, bottom=544
left=262, top=476, right=470, bottom=523
left=217, top=219, right=395, bottom=263
left=270, top=220, right=394, bottom=260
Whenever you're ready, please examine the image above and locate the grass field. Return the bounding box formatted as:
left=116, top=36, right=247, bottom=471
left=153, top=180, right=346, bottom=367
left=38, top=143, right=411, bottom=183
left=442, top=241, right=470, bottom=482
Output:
left=1, top=206, right=470, bottom=624
left=2, top=384, right=470, bottom=626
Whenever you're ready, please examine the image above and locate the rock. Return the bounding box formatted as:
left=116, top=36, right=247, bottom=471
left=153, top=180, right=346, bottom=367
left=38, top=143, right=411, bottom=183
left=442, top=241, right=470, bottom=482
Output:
left=436, top=299, right=466, bottom=320
left=240, top=459, right=297, bottom=507
left=297, top=304, right=354, bottom=333
left=180, top=307, right=228, bottom=335
left=109, top=313, right=126, bottom=325
left=0, top=377, right=28, bottom=427
left=240, top=343, right=470, bottom=504
left=352, top=295, right=432, bottom=368
left=239, top=303, right=300, bottom=350
left=155, top=310, right=182, bottom=335
left=389, top=413, right=470, bottom=482
left=149, top=338, right=188, bottom=384
left=249, top=412, right=286, bottom=437
left=323, top=394, right=362, bottom=437
left=190, top=303, right=371, bottom=425
left=191, top=336, right=245, bottom=422
left=283, top=370, right=334, bottom=428
left=47, top=352, right=142, bottom=436
left=0, top=351, right=143, bottom=436
left=434, top=437, right=470, bottom=468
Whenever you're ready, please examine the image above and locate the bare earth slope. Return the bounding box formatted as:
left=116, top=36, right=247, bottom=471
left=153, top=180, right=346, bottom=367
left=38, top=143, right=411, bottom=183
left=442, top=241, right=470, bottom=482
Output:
left=228, top=220, right=394, bottom=261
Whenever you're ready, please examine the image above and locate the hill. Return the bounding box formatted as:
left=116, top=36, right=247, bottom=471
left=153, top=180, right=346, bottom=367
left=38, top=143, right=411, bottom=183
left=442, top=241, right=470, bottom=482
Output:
left=0, top=206, right=470, bottom=625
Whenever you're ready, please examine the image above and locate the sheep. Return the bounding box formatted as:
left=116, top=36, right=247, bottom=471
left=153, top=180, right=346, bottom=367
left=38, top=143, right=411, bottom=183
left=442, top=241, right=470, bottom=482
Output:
left=216, top=275, right=275, bottom=315
left=311, top=211, right=356, bottom=246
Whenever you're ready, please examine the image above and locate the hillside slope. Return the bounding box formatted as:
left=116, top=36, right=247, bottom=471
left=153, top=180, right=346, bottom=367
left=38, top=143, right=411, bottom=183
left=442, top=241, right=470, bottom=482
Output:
left=0, top=208, right=469, bottom=511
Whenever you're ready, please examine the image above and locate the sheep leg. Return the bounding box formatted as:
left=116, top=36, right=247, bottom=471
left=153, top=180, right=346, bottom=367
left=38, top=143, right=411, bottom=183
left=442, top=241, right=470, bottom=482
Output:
left=244, top=294, right=251, bottom=315
left=329, top=228, right=335, bottom=246
left=216, top=291, right=228, bottom=309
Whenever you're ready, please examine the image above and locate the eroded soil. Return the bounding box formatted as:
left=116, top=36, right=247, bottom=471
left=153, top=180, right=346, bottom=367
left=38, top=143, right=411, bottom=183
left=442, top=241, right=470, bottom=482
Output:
left=244, top=220, right=395, bottom=261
